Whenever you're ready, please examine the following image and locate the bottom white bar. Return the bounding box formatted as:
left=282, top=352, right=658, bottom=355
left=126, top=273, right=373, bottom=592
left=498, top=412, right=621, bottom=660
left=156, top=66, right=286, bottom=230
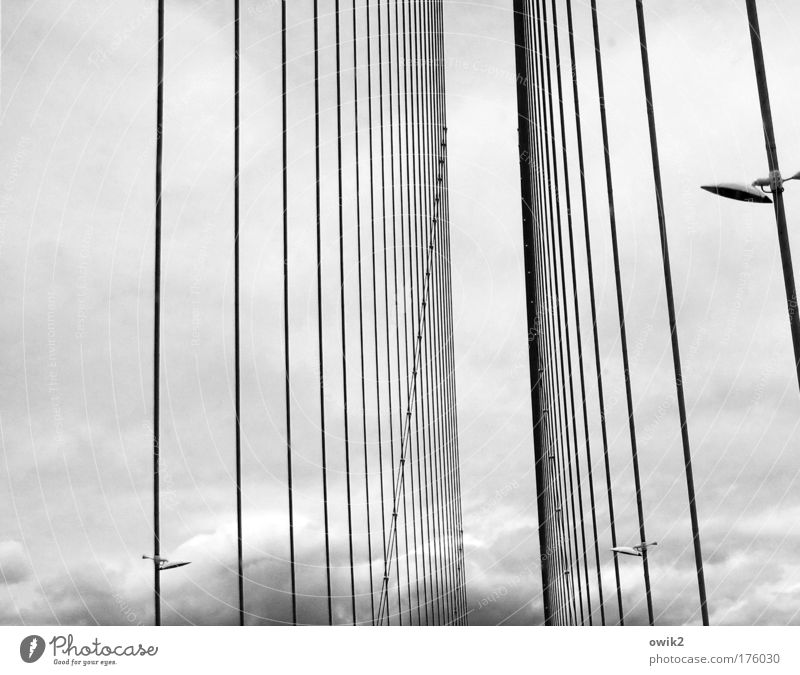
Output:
left=1, top=626, right=797, bottom=673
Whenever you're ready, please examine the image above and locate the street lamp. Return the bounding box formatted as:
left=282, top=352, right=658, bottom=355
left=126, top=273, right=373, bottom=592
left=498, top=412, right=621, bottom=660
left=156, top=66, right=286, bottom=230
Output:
left=702, top=171, right=800, bottom=204
left=701, top=182, right=772, bottom=204
left=142, top=554, right=191, bottom=624
left=611, top=542, right=658, bottom=558
left=701, top=0, right=800, bottom=394
left=142, top=554, right=191, bottom=571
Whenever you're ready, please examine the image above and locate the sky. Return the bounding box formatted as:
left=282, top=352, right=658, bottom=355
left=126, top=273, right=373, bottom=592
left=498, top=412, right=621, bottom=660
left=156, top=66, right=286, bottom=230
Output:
left=2, top=0, right=800, bottom=627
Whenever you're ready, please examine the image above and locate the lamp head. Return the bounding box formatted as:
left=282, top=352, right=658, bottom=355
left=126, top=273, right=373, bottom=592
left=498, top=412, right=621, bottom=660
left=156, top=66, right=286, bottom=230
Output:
left=701, top=182, right=772, bottom=204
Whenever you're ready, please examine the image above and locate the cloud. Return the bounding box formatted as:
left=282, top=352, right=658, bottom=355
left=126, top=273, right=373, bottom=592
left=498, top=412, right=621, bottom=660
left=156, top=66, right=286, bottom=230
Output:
left=0, top=541, right=31, bottom=585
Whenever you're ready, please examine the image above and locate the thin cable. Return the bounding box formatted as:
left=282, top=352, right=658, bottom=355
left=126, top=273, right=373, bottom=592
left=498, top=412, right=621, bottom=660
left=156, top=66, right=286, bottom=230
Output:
left=313, top=0, right=333, bottom=626
left=357, top=0, right=377, bottom=627
left=538, top=0, right=587, bottom=624
left=590, top=0, right=654, bottom=625
left=533, top=0, right=579, bottom=623
left=281, top=0, right=297, bottom=627
left=391, top=0, right=414, bottom=624
left=334, top=0, right=358, bottom=626
left=433, top=11, right=456, bottom=625
left=565, top=0, right=621, bottom=625
left=525, top=3, right=563, bottom=622
left=233, top=0, right=245, bottom=629
left=399, top=0, right=422, bottom=624
left=634, top=0, right=708, bottom=626
left=421, top=0, right=444, bottom=623
left=386, top=0, right=407, bottom=624
left=408, top=0, right=432, bottom=624
left=152, top=0, right=165, bottom=628
left=551, top=0, right=604, bottom=625
left=434, top=0, right=467, bottom=623
left=522, top=6, right=561, bottom=621
left=380, top=0, right=403, bottom=625
left=529, top=0, right=568, bottom=621
left=374, top=143, right=445, bottom=624
left=545, top=0, right=595, bottom=624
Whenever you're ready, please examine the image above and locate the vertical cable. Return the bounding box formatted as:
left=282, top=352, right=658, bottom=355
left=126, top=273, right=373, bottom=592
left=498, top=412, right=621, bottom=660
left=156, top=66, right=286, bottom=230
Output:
left=565, top=0, right=622, bottom=625
left=313, top=0, right=334, bottom=626
left=529, top=0, right=571, bottom=623
left=386, top=0, right=406, bottom=624
left=152, top=0, right=165, bottom=628
left=429, top=0, right=450, bottom=626
left=420, top=1, right=438, bottom=624
left=429, top=0, right=449, bottom=622
left=408, top=0, right=432, bottom=624
left=546, top=0, right=596, bottom=624
left=397, top=0, right=420, bottom=624
left=538, top=0, right=587, bottom=624
left=334, top=0, right=358, bottom=627
left=590, top=0, right=654, bottom=625
left=433, top=0, right=467, bottom=624
left=533, top=0, right=579, bottom=623
left=354, top=0, right=376, bottom=627
left=555, top=0, right=605, bottom=625
left=426, top=4, right=449, bottom=624
left=402, top=0, right=425, bottom=625
left=281, top=0, right=297, bottom=627
left=634, top=0, right=709, bottom=626
left=334, top=0, right=357, bottom=626
left=524, top=1, right=561, bottom=622
left=233, top=0, right=245, bottom=629
left=379, top=0, right=403, bottom=625
left=366, top=0, right=385, bottom=627
left=392, top=0, right=414, bottom=624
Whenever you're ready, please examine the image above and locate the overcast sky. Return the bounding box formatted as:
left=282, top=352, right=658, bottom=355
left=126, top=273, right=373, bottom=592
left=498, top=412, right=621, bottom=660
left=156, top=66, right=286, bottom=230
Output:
left=2, top=0, right=800, bottom=627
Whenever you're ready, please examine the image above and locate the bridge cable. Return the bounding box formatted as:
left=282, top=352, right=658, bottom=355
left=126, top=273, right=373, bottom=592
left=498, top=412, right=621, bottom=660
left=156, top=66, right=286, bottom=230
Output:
left=390, top=0, right=414, bottom=624
left=524, top=1, right=567, bottom=622
left=400, top=0, right=423, bottom=624
left=233, top=0, right=245, bottom=628
left=590, top=0, right=655, bottom=625
left=351, top=0, right=376, bottom=626
left=532, top=0, right=579, bottom=624
left=410, top=0, right=435, bottom=624
left=313, top=0, right=334, bottom=625
left=152, top=0, right=165, bottom=628
left=380, top=0, right=404, bottom=625
left=280, top=0, right=298, bottom=627
left=428, top=1, right=449, bottom=623
left=564, top=0, right=617, bottom=627
left=435, top=0, right=467, bottom=622
left=634, top=0, right=709, bottom=626
left=520, top=0, right=560, bottom=622
left=365, top=0, right=384, bottom=628
left=538, top=0, right=588, bottom=625
left=426, top=0, right=446, bottom=623
left=546, top=0, right=597, bottom=625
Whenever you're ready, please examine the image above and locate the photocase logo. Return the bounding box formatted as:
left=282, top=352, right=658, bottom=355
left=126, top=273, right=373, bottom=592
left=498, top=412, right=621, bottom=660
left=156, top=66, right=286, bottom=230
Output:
left=20, top=635, right=45, bottom=663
